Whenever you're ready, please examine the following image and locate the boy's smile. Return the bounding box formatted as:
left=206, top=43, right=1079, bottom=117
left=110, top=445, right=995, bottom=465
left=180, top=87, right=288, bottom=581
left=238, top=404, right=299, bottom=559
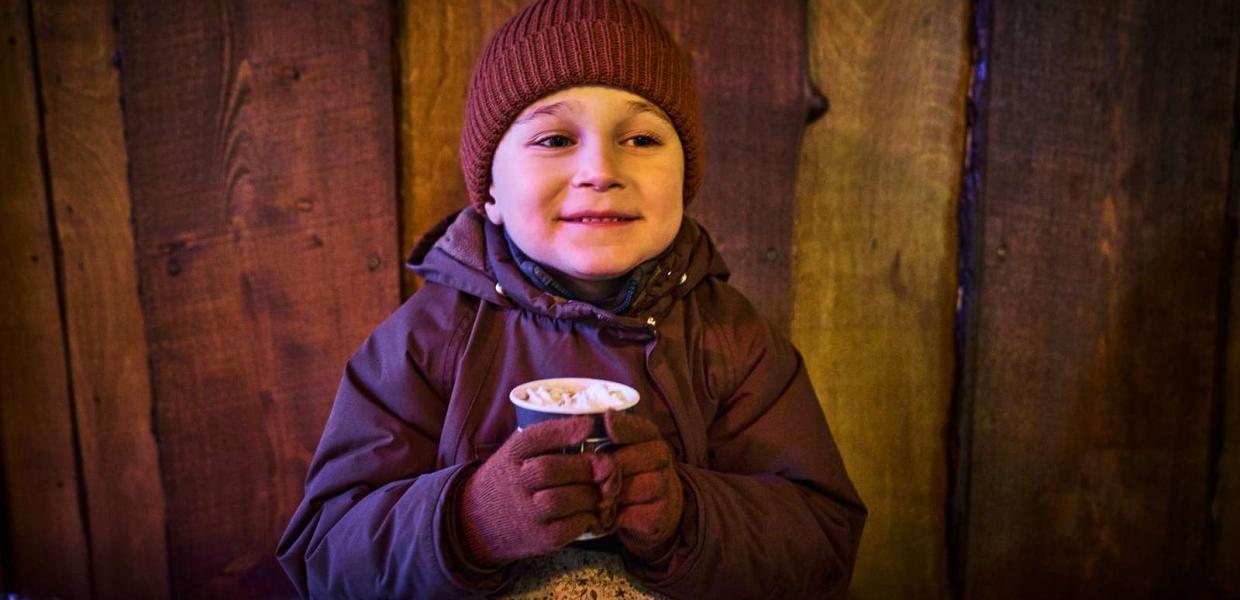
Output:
left=485, top=86, right=685, bottom=301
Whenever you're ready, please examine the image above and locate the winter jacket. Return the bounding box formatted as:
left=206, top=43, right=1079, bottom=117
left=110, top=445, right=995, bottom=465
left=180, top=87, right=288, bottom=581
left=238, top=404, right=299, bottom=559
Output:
left=276, top=208, right=867, bottom=599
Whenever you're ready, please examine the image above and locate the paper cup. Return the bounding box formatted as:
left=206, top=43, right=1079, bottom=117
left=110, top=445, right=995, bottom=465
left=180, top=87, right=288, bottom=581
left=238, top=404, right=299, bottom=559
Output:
left=509, top=377, right=640, bottom=446
left=509, top=378, right=639, bottom=541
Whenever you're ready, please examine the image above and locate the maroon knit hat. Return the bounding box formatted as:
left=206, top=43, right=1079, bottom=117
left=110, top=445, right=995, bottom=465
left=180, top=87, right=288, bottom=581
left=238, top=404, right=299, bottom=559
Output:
left=460, top=0, right=704, bottom=214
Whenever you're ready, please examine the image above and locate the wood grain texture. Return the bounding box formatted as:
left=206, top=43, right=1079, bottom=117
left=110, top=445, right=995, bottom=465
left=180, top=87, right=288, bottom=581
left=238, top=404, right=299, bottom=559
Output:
left=398, top=0, right=520, bottom=296
left=649, top=0, right=806, bottom=334
left=30, top=1, right=170, bottom=597
left=966, top=1, right=1239, bottom=597
left=1216, top=69, right=1240, bottom=597
left=397, top=0, right=807, bottom=333
left=1219, top=224, right=1240, bottom=595
left=0, top=0, right=91, bottom=596
left=116, top=1, right=398, bottom=597
left=791, top=1, right=968, bottom=598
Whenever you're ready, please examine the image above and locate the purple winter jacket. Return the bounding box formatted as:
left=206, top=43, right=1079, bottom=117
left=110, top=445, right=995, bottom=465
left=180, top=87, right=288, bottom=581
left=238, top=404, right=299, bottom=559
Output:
left=276, top=208, right=866, bottom=599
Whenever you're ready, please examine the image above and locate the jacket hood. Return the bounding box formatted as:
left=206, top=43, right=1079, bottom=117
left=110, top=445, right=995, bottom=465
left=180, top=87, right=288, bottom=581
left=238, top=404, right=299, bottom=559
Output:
left=407, top=208, right=730, bottom=327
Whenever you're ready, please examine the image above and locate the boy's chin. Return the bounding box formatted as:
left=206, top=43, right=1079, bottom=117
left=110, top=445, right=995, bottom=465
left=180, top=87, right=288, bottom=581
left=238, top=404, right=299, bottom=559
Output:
left=567, top=267, right=634, bottom=282
left=562, top=261, right=642, bottom=282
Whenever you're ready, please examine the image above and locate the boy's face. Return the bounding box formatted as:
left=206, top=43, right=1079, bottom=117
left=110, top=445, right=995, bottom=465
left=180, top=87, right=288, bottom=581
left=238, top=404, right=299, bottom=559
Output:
left=486, top=86, right=685, bottom=286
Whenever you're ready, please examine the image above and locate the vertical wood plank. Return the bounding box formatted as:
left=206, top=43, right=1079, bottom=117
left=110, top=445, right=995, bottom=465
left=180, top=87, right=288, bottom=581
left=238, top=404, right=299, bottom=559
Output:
left=792, top=0, right=968, bottom=597
left=0, top=0, right=91, bottom=596
left=116, top=1, right=398, bottom=597
left=650, top=0, right=806, bottom=334
left=397, top=0, right=519, bottom=296
left=397, top=0, right=806, bottom=333
left=1218, top=232, right=1240, bottom=594
left=1216, top=62, right=1240, bottom=598
left=30, top=0, right=170, bottom=597
left=966, top=1, right=1239, bottom=596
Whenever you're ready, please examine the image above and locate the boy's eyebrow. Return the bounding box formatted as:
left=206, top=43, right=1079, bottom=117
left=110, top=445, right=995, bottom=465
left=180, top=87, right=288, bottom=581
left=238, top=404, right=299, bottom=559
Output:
left=514, top=100, right=576, bottom=126
left=625, top=100, right=674, bottom=127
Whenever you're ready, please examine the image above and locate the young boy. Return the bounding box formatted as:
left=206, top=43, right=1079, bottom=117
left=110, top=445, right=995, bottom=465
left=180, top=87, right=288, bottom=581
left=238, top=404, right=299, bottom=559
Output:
left=277, top=0, right=866, bottom=598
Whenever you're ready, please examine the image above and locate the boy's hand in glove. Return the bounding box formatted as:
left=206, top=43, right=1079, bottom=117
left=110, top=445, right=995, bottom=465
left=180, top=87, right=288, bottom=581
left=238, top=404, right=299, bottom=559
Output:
left=603, top=410, right=684, bottom=562
left=458, top=416, right=617, bottom=567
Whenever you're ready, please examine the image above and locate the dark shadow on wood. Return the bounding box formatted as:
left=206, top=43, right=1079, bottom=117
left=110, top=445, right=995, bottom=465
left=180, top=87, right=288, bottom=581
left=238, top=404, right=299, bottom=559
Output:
left=1207, top=40, right=1240, bottom=599
left=947, top=0, right=990, bottom=598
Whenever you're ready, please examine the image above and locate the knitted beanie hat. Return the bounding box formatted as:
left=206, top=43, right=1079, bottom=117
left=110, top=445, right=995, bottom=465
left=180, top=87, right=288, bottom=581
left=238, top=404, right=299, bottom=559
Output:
left=461, top=0, right=704, bottom=214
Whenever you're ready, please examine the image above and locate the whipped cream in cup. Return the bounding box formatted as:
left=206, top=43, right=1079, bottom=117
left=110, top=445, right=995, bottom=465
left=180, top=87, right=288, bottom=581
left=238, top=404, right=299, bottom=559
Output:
left=509, top=377, right=640, bottom=448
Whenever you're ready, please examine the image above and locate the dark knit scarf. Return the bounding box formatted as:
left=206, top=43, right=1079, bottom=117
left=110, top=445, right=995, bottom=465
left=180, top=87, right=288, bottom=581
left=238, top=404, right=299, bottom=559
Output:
left=502, top=229, right=662, bottom=315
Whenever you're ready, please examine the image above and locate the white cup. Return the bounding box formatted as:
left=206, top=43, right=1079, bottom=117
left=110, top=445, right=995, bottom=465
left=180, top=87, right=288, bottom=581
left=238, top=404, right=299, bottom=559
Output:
left=508, top=377, right=640, bottom=540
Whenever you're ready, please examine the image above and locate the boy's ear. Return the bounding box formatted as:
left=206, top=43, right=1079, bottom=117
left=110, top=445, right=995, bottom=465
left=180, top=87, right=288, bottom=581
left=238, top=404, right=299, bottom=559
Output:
left=482, top=193, right=504, bottom=225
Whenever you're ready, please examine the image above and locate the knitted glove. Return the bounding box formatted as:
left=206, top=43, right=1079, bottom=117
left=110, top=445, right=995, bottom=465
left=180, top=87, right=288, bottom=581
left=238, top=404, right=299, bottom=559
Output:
left=458, top=416, right=618, bottom=567
left=603, top=410, right=684, bottom=561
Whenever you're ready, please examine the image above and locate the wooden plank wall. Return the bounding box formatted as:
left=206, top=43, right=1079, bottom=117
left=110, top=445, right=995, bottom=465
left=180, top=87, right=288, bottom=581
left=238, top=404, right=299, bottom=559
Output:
left=398, top=1, right=519, bottom=295
left=2, top=0, right=1240, bottom=598
left=792, top=0, right=968, bottom=598
left=0, top=0, right=91, bottom=596
left=28, top=1, right=169, bottom=597
left=1217, top=18, right=1240, bottom=594
left=114, top=1, right=398, bottom=597
left=965, top=0, right=1239, bottom=597
left=1220, top=189, right=1240, bottom=596
left=654, top=0, right=807, bottom=334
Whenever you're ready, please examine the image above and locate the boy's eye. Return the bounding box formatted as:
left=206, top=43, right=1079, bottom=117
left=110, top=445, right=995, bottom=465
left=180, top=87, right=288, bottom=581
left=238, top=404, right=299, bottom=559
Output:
left=628, top=135, right=662, bottom=147
left=533, top=134, right=574, bottom=148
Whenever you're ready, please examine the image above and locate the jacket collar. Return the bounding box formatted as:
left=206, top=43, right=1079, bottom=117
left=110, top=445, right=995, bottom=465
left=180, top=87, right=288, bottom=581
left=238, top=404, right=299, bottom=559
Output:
left=407, top=208, right=729, bottom=327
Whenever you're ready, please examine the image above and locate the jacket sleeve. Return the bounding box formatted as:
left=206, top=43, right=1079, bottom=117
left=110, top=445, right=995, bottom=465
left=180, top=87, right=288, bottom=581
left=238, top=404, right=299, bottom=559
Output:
left=275, top=294, right=508, bottom=599
left=628, top=295, right=867, bottom=599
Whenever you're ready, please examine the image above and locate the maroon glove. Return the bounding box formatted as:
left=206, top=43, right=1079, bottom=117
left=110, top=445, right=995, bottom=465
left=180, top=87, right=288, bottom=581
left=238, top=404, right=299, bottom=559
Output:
left=604, top=410, right=684, bottom=561
left=458, top=416, right=619, bottom=567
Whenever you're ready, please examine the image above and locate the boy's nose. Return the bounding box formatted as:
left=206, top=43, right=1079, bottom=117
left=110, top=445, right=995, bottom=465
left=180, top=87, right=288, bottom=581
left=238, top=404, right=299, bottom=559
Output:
left=571, top=141, right=623, bottom=192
